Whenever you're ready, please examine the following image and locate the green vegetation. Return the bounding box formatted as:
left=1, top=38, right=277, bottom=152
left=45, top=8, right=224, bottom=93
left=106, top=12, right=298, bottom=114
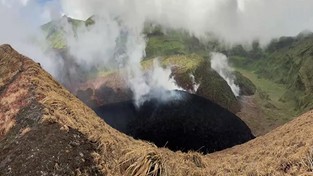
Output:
left=145, top=35, right=187, bottom=57
left=41, top=16, right=89, bottom=49
left=142, top=54, right=203, bottom=72
left=230, top=33, right=313, bottom=124
left=234, top=71, right=256, bottom=96
left=144, top=26, right=220, bottom=59
left=237, top=68, right=296, bottom=121
left=194, top=59, right=240, bottom=113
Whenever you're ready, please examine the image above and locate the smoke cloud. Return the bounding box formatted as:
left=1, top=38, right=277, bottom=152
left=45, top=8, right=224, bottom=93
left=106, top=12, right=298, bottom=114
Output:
left=61, top=0, right=313, bottom=45
left=129, top=59, right=182, bottom=106
left=189, top=74, right=200, bottom=94
left=211, top=52, right=240, bottom=97
left=0, top=0, right=62, bottom=76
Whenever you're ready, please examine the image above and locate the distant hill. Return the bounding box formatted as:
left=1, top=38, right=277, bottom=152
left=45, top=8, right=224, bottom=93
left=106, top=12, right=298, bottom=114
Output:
left=225, top=32, right=313, bottom=136
left=258, top=33, right=313, bottom=112
left=231, top=32, right=313, bottom=114
left=41, top=16, right=95, bottom=49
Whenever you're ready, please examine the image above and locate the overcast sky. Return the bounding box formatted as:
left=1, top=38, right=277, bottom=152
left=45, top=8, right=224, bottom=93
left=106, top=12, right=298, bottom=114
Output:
left=1, top=0, right=313, bottom=44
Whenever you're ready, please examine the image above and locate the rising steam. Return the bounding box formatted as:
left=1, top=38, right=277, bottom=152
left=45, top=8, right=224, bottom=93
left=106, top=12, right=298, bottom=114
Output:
left=0, top=0, right=62, bottom=77
left=128, top=59, right=182, bottom=106
left=189, top=74, right=200, bottom=94
left=211, top=52, right=240, bottom=97
left=62, top=10, right=182, bottom=105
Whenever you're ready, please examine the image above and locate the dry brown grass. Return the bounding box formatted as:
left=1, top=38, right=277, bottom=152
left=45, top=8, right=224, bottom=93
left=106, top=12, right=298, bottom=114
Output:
left=302, top=149, right=313, bottom=173
left=0, top=45, right=29, bottom=137
left=120, top=148, right=167, bottom=176
left=2, top=44, right=313, bottom=175
left=0, top=118, right=16, bottom=136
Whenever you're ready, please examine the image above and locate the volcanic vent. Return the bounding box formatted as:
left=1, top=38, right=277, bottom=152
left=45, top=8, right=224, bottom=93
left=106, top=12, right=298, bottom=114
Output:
left=80, top=86, right=255, bottom=154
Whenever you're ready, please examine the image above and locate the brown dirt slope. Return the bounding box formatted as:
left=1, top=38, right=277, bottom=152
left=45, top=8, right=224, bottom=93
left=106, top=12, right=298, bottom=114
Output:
left=0, top=44, right=313, bottom=175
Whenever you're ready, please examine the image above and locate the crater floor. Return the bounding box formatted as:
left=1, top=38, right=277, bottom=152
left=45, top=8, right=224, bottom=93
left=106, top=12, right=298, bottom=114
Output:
left=94, top=90, right=255, bottom=154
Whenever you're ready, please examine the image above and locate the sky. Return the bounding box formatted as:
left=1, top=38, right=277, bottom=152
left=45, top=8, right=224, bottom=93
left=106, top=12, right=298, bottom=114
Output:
left=0, top=0, right=61, bottom=25
left=2, top=0, right=313, bottom=44
left=38, top=0, right=53, bottom=4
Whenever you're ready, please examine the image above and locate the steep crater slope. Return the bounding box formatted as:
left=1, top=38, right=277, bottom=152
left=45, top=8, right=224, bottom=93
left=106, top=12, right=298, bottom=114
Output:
left=94, top=90, right=254, bottom=154
left=0, top=45, right=102, bottom=175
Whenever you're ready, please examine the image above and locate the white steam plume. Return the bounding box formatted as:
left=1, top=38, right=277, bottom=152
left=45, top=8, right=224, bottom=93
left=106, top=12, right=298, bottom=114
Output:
left=211, top=52, right=240, bottom=97
left=129, top=59, right=182, bottom=106
left=0, top=0, right=62, bottom=77
left=189, top=74, right=200, bottom=94
left=65, top=15, right=121, bottom=69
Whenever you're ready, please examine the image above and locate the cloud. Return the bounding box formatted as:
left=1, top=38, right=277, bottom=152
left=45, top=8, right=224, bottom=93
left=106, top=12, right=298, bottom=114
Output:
left=60, top=0, right=313, bottom=45
left=20, top=0, right=29, bottom=6
left=0, top=0, right=62, bottom=76
left=211, top=52, right=240, bottom=97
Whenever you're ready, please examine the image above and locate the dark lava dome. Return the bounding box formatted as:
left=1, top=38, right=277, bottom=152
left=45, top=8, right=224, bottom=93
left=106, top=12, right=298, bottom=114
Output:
left=94, top=90, right=254, bottom=154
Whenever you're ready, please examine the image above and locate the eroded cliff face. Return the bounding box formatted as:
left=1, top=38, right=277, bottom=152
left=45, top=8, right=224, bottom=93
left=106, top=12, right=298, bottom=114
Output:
left=1, top=44, right=313, bottom=176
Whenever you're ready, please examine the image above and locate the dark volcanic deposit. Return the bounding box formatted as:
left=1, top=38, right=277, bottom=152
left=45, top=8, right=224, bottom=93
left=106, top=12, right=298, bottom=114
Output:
left=94, top=90, right=254, bottom=154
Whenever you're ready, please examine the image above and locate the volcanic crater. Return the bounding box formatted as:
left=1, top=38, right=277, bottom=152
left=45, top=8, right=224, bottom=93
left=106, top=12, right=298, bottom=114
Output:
left=76, top=82, right=254, bottom=154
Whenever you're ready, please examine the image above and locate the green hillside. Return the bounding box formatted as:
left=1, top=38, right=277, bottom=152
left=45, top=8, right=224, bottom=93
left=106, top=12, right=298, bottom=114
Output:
left=41, top=16, right=92, bottom=49
left=230, top=32, right=313, bottom=121
left=144, top=26, right=218, bottom=58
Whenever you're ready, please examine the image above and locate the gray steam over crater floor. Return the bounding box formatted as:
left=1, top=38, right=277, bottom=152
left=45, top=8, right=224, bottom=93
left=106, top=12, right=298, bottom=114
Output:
left=93, top=90, right=254, bottom=154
